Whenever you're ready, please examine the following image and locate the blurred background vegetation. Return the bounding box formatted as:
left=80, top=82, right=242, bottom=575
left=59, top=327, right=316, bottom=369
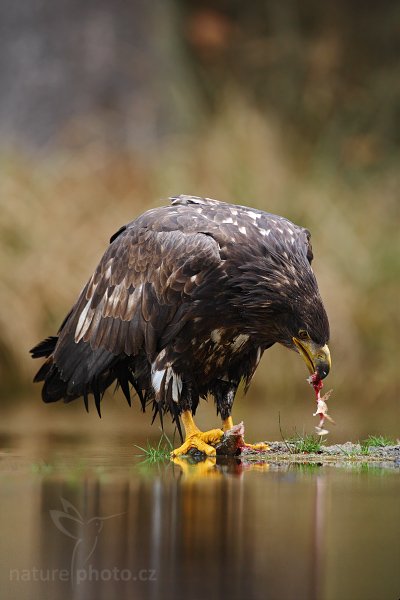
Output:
left=0, top=0, right=399, bottom=441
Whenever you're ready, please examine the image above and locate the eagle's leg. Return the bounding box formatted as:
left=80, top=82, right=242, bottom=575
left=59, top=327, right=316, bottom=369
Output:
left=171, top=411, right=224, bottom=457
left=217, top=382, right=269, bottom=452
left=222, top=416, right=234, bottom=431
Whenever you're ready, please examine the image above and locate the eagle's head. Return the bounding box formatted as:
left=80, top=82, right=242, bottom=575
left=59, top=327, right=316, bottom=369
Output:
left=233, top=245, right=331, bottom=380
left=267, top=258, right=331, bottom=380
left=280, top=295, right=331, bottom=380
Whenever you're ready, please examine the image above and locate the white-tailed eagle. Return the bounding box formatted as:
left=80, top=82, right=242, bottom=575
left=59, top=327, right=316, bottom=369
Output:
left=31, top=195, right=331, bottom=456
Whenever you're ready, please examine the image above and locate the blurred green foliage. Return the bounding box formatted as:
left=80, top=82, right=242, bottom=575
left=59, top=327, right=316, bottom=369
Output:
left=1, top=105, right=399, bottom=405
left=182, top=0, right=400, bottom=169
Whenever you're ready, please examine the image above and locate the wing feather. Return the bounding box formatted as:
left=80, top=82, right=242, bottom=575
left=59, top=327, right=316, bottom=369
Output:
left=56, top=224, right=222, bottom=362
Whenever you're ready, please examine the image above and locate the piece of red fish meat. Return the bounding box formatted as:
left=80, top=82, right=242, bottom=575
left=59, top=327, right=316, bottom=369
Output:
left=307, top=372, right=335, bottom=436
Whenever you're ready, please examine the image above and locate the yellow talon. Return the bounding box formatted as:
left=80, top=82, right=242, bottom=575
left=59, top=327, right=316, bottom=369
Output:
left=171, top=410, right=224, bottom=457
left=171, top=411, right=269, bottom=458
left=243, top=441, right=270, bottom=452
left=171, top=428, right=224, bottom=457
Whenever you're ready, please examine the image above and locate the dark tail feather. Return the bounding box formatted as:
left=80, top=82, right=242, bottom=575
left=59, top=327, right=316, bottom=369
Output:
left=31, top=334, right=149, bottom=420
left=33, top=359, right=53, bottom=383
left=127, top=370, right=145, bottom=410
left=30, top=336, right=58, bottom=359
left=83, top=388, right=89, bottom=413
left=151, top=404, right=159, bottom=425
left=42, top=365, right=69, bottom=402
left=170, top=402, right=183, bottom=443
left=92, top=379, right=102, bottom=418
left=151, top=402, right=164, bottom=431
left=115, top=363, right=132, bottom=407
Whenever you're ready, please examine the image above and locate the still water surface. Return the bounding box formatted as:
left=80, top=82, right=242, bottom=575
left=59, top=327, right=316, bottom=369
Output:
left=0, top=434, right=399, bottom=600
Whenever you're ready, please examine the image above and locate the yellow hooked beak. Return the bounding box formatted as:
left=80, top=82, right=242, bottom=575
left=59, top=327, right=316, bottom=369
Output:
left=292, top=338, right=331, bottom=379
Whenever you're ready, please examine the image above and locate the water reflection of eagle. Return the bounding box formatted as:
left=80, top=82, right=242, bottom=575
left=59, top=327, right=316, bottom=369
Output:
left=31, top=195, right=331, bottom=456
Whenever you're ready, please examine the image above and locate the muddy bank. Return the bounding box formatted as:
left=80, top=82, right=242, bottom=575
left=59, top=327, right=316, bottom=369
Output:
left=239, top=441, right=400, bottom=469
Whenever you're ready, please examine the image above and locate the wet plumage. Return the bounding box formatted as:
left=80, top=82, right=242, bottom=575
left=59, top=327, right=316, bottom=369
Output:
left=31, top=195, right=330, bottom=441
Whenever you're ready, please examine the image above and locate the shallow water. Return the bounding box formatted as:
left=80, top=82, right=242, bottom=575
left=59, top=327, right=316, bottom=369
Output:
left=0, top=433, right=399, bottom=600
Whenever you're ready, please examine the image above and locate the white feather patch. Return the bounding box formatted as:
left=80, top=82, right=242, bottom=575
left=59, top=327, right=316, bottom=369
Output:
left=260, top=228, right=271, bottom=237
left=171, top=372, right=182, bottom=402
left=256, top=347, right=262, bottom=364
left=211, top=328, right=223, bottom=343
left=75, top=300, right=93, bottom=342
left=104, top=263, right=112, bottom=279
left=231, top=334, right=249, bottom=351
left=151, top=363, right=182, bottom=402
left=151, top=369, right=164, bottom=394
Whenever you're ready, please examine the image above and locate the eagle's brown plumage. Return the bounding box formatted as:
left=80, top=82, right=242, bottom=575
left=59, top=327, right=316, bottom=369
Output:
left=31, top=195, right=330, bottom=440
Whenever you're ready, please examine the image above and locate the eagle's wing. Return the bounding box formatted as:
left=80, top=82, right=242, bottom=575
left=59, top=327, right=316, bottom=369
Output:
left=30, top=221, right=224, bottom=413
left=56, top=223, right=222, bottom=361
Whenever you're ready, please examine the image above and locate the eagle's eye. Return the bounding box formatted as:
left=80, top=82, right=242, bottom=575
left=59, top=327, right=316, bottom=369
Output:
left=298, top=329, right=310, bottom=340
